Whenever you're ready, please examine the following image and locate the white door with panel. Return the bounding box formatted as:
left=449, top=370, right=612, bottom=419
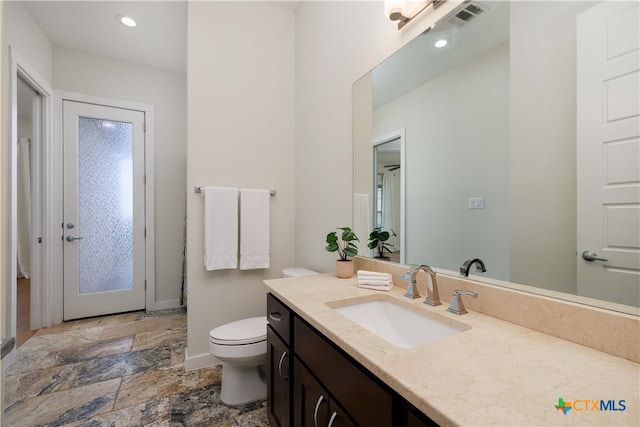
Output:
left=577, top=1, right=640, bottom=306
left=63, top=100, right=146, bottom=320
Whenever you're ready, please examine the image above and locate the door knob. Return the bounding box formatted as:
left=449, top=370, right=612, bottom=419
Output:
left=582, top=250, right=608, bottom=262
left=66, top=235, right=83, bottom=242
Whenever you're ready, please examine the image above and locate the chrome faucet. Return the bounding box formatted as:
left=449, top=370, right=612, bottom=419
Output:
left=447, top=290, right=478, bottom=315
left=460, top=258, right=487, bottom=277
left=401, top=265, right=441, bottom=306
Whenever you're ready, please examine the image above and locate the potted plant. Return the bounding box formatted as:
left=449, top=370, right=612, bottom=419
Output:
left=367, top=227, right=394, bottom=259
left=325, top=227, right=359, bottom=278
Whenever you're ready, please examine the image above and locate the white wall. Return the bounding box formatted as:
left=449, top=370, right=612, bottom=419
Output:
left=373, top=43, right=510, bottom=278
left=294, top=1, right=461, bottom=272
left=186, top=1, right=296, bottom=365
left=3, top=1, right=52, bottom=85
left=2, top=0, right=52, bottom=347
left=53, top=46, right=187, bottom=307
left=0, top=2, right=5, bottom=391
left=509, top=1, right=592, bottom=294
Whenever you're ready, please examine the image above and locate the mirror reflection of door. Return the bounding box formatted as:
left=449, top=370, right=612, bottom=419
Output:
left=576, top=1, right=640, bottom=306
left=373, top=135, right=404, bottom=263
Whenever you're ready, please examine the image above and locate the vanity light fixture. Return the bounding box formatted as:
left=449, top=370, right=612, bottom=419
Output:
left=385, top=0, right=446, bottom=30
left=116, top=14, right=137, bottom=28
left=434, top=39, right=448, bottom=48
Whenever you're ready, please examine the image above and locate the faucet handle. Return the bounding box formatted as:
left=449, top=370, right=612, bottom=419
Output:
left=398, top=271, right=412, bottom=282
left=446, top=290, right=478, bottom=315
left=402, top=265, right=421, bottom=299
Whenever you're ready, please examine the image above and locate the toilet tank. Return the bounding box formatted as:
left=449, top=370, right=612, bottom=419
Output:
left=282, top=267, right=318, bottom=278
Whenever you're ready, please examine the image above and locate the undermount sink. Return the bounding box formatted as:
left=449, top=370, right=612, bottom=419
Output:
left=332, top=299, right=469, bottom=349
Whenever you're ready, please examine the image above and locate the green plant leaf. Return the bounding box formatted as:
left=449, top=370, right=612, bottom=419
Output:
left=326, top=232, right=337, bottom=244
left=341, top=229, right=358, bottom=242
left=379, top=231, right=390, bottom=241
left=325, top=242, right=339, bottom=252
left=343, top=246, right=358, bottom=257
left=367, top=240, right=378, bottom=249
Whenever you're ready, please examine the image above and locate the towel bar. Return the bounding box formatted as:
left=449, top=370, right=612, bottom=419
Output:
left=194, top=186, right=276, bottom=197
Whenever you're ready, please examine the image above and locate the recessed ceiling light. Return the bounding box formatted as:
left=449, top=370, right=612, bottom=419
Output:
left=117, top=14, right=137, bottom=28
left=434, top=39, right=448, bottom=48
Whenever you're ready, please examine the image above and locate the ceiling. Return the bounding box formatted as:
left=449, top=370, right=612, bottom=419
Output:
left=372, top=1, right=510, bottom=109
left=22, top=1, right=188, bottom=73
left=21, top=1, right=301, bottom=74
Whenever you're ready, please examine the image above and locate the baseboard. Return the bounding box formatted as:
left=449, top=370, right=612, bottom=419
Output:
left=185, top=348, right=220, bottom=372
left=152, top=299, right=183, bottom=310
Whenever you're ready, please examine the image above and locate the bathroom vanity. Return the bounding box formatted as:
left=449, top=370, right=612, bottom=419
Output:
left=266, top=292, right=434, bottom=427
left=264, top=272, right=639, bottom=426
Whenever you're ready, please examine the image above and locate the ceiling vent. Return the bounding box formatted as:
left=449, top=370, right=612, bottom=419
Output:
left=447, top=1, right=488, bottom=27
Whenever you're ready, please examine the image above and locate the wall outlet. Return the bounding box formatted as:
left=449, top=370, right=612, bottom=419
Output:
left=469, top=197, right=484, bottom=209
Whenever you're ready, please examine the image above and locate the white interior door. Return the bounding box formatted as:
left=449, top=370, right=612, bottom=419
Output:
left=577, top=2, right=640, bottom=306
left=63, top=100, right=146, bottom=320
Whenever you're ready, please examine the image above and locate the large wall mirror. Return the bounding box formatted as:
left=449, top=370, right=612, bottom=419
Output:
left=353, top=0, right=639, bottom=313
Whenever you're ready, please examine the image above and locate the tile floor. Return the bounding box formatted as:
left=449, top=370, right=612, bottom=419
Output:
left=3, top=308, right=270, bottom=426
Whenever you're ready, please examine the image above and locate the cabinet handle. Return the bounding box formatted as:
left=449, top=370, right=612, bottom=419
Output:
left=269, top=311, right=283, bottom=322
left=277, top=351, right=289, bottom=380
left=313, top=394, right=325, bottom=427
left=328, top=411, right=338, bottom=427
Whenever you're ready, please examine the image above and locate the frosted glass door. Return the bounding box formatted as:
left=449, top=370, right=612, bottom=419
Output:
left=78, top=117, right=133, bottom=293
left=63, top=101, right=146, bottom=320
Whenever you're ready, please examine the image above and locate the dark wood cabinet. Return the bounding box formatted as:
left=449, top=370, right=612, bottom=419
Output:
left=267, top=326, right=291, bottom=427
left=266, top=292, right=438, bottom=427
left=293, top=357, right=356, bottom=427
left=294, top=316, right=392, bottom=426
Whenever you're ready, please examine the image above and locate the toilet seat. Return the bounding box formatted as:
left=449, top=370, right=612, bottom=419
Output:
left=209, top=316, right=267, bottom=346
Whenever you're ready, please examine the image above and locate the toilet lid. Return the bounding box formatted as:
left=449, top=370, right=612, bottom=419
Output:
left=209, top=316, right=267, bottom=345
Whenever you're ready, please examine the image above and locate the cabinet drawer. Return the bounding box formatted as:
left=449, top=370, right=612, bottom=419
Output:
left=294, top=317, right=392, bottom=426
left=267, top=293, right=291, bottom=345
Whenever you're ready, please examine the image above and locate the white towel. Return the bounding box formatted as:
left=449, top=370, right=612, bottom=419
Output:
left=203, top=187, right=238, bottom=271
left=358, top=281, right=393, bottom=292
left=357, top=271, right=393, bottom=281
left=240, top=188, right=270, bottom=270
left=357, top=270, right=393, bottom=291
left=358, top=279, right=392, bottom=286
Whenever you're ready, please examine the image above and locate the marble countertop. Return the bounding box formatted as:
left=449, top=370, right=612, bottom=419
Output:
left=264, top=273, right=639, bottom=427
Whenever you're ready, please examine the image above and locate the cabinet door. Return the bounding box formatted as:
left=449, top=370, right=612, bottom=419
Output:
left=327, top=403, right=357, bottom=427
left=293, top=357, right=330, bottom=427
left=267, top=326, right=291, bottom=427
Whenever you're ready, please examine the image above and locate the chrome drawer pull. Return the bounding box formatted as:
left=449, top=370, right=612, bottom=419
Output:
left=277, top=351, right=288, bottom=380
left=313, top=394, right=325, bottom=427
left=269, top=311, right=283, bottom=322
left=328, top=411, right=338, bottom=427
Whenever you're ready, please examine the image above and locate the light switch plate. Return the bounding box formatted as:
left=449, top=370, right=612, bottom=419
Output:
left=469, top=197, right=484, bottom=209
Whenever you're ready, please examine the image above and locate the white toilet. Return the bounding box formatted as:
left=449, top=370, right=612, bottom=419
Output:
left=209, top=316, right=268, bottom=405
left=282, top=267, right=318, bottom=278
left=208, top=267, right=318, bottom=405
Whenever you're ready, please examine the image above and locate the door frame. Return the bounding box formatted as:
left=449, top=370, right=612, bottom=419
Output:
left=5, top=48, right=53, bottom=358
left=372, top=128, right=406, bottom=265
left=54, top=91, right=156, bottom=320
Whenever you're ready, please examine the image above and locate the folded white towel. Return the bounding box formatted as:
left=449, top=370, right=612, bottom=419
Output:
left=358, top=281, right=393, bottom=292
left=357, top=274, right=393, bottom=282
left=240, top=188, right=270, bottom=270
left=357, top=270, right=393, bottom=280
left=204, top=187, right=238, bottom=271
left=357, top=279, right=392, bottom=286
